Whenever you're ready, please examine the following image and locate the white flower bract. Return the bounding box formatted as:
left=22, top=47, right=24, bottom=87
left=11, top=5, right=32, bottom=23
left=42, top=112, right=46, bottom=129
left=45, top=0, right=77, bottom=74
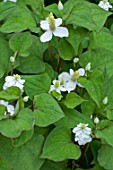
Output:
left=0, top=100, right=14, bottom=116
left=72, top=123, right=92, bottom=145
left=59, top=68, right=85, bottom=93
left=49, top=79, right=66, bottom=94
left=40, top=13, right=69, bottom=42
left=3, top=0, right=17, bottom=2
left=98, top=0, right=112, bottom=11
left=3, top=74, right=25, bottom=93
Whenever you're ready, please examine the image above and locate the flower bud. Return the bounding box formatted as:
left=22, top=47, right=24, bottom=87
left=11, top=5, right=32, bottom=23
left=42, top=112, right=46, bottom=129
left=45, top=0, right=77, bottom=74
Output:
left=90, top=114, right=93, bottom=119
left=10, top=56, right=15, bottom=63
left=58, top=1, right=63, bottom=11
left=103, top=96, right=108, bottom=105
left=23, top=96, right=29, bottom=102
left=94, top=117, right=100, bottom=124
left=85, top=62, right=91, bottom=71
left=73, top=57, right=79, bottom=64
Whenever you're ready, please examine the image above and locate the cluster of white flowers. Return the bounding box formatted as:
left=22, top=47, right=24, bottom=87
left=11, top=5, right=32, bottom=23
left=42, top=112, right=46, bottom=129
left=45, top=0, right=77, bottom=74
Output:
left=3, top=0, right=17, bottom=2
left=98, top=0, right=112, bottom=11
left=49, top=68, right=85, bottom=94
left=3, top=74, right=25, bottom=93
left=0, top=100, right=14, bottom=116
left=72, top=123, right=92, bottom=145
left=40, top=13, right=69, bottom=42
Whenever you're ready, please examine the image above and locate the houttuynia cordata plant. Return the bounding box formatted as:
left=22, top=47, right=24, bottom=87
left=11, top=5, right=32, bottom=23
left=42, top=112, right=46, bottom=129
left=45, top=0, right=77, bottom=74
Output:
left=0, top=0, right=113, bottom=169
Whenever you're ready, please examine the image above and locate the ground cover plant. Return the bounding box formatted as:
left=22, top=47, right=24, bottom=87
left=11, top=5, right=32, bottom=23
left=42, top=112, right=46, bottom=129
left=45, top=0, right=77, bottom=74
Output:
left=0, top=0, right=113, bottom=169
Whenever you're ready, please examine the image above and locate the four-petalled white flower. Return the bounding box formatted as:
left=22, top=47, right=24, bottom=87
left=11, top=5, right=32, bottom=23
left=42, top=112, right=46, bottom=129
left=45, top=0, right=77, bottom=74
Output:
left=49, top=80, right=66, bottom=94
left=40, top=13, right=69, bottom=42
left=72, top=123, right=92, bottom=145
left=0, top=100, right=15, bottom=116
left=3, top=74, right=25, bottom=93
left=98, top=0, right=112, bottom=11
left=59, top=68, right=85, bottom=93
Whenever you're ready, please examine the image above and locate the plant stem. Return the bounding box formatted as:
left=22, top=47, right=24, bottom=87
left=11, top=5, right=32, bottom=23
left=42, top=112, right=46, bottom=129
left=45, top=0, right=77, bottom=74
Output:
left=10, top=51, right=18, bottom=75
left=11, top=64, right=14, bottom=76
left=48, top=41, right=54, bottom=69
left=79, top=143, right=89, bottom=165
left=58, top=58, right=64, bottom=73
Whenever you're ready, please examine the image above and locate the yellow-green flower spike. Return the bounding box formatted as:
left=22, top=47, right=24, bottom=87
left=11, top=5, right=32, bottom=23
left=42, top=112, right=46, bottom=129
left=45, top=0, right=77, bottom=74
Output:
left=54, top=81, right=60, bottom=88
left=14, top=74, right=20, bottom=80
left=71, top=71, right=80, bottom=81
left=49, top=13, right=56, bottom=31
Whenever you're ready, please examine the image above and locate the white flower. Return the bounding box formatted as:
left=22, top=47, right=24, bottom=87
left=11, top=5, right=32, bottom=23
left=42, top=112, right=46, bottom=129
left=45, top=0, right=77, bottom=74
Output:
left=23, top=96, right=29, bottom=102
left=3, top=0, right=17, bottom=2
left=72, top=123, right=92, bottom=145
left=85, top=62, right=91, bottom=71
left=40, top=13, right=69, bottom=42
left=59, top=68, right=85, bottom=93
left=0, top=100, right=8, bottom=107
left=98, top=0, right=112, bottom=11
left=7, top=105, right=15, bottom=116
left=3, top=74, right=25, bottom=93
left=94, top=117, right=100, bottom=124
left=102, top=96, right=108, bottom=104
left=0, top=100, right=14, bottom=116
left=49, top=80, right=66, bottom=94
left=10, top=56, right=15, bottom=63
left=58, top=1, right=63, bottom=11
left=73, top=58, right=79, bottom=64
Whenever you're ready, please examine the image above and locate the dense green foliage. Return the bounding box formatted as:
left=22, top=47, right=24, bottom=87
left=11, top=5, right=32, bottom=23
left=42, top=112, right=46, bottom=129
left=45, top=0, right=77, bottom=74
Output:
left=0, top=0, right=113, bottom=169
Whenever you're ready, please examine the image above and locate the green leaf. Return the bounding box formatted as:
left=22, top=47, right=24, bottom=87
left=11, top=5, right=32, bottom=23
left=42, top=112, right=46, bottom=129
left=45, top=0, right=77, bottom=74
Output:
left=0, top=5, right=36, bottom=33
left=96, top=123, right=113, bottom=147
left=30, top=36, right=48, bottom=59
left=13, top=129, right=34, bottom=147
left=78, top=71, right=103, bottom=107
left=63, top=92, right=86, bottom=109
left=17, top=55, right=45, bottom=74
left=40, top=160, right=67, bottom=170
left=65, top=1, right=111, bottom=32
left=0, top=108, right=35, bottom=138
left=58, top=39, right=74, bottom=60
left=66, top=27, right=87, bottom=56
left=18, top=0, right=44, bottom=11
left=41, top=126, right=81, bottom=161
left=0, top=134, right=44, bottom=170
left=34, top=93, right=64, bottom=127
left=98, top=145, right=113, bottom=170
left=44, top=4, right=61, bottom=18
left=76, top=164, right=106, bottom=170
left=0, top=37, right=10, bottom=77
left=0, top=2, right=16, bottom=21
left=89, top=31, right=113, bottom=53
left=55, top=106, right=94, bottom=128
left=22, top=73, right=51, bottom=100
left=0, top=105, right=8, bottom=120
left=81, top=93, right=96, bottom=116
left=0, top=158, right=12, bottom=170
left=0, top=86, right=21, bottom=101
left=79, top=50, right=113, bottom=78
left=51, top=90, right=63, bottom=101
left=9, top=32, right=32, bottom=57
